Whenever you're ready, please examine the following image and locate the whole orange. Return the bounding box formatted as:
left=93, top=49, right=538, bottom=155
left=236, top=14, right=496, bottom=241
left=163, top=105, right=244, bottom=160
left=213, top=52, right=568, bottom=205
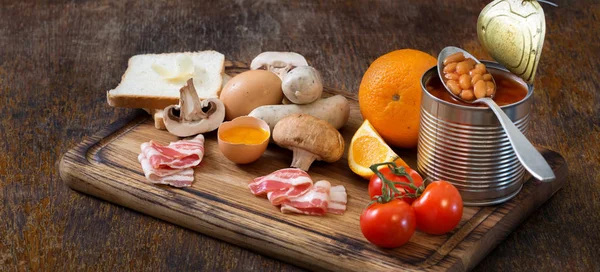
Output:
left=358, top=49, right=437, bottom=148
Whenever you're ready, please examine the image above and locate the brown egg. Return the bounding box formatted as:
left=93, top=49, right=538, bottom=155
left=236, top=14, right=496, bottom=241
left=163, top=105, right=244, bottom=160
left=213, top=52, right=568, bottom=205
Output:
left=218, top=116, right=270, bottom=164
left=219, top=70, right=283, bottom=120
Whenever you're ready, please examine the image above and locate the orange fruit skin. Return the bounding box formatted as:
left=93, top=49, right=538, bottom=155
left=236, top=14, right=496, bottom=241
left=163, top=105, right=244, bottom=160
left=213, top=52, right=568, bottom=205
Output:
left=359, top=49, right=437, bottom=148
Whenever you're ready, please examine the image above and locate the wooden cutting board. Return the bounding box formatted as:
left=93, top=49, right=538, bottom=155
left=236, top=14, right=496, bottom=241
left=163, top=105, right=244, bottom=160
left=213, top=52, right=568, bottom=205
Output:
left=59, top=62, right=568, bottom=272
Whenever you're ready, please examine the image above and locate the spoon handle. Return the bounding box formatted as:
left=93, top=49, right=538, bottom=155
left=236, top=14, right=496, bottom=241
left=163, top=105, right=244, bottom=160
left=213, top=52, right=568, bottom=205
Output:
left=480, top=98, right=556, bottom=182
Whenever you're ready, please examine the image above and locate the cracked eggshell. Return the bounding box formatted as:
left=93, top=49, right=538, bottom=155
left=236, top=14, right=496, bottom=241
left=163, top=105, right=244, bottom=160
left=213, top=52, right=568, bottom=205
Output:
left=217, top=116, right=270, bottom=164
left=219, top=70, right=284, bottom=121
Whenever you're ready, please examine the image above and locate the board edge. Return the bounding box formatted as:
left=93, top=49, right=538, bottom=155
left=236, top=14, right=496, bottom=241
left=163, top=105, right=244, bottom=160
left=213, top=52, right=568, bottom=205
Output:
left=58, top=110, right=148, bottom=192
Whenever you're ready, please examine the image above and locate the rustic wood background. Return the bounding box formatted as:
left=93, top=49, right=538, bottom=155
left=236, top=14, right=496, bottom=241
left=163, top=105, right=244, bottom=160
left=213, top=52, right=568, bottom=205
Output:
left=1, top=0, right=598, bottom=271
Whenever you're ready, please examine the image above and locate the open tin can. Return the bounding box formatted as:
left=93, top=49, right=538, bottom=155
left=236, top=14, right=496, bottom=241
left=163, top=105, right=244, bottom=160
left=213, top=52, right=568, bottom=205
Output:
left=416, top=0, right=550, bottom=206
left=417, top=61, right=533, bottom=206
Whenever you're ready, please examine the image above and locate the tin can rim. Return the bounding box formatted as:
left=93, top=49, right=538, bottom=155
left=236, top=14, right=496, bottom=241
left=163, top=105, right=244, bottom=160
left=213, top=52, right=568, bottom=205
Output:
left=420, top=61, right=534, bottom=111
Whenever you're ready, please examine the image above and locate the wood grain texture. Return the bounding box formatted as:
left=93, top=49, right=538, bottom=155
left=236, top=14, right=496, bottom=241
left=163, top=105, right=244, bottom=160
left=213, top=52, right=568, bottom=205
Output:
left=59, top=82, right=567, bottom=271
left=1, top=0, right=599, bottom=271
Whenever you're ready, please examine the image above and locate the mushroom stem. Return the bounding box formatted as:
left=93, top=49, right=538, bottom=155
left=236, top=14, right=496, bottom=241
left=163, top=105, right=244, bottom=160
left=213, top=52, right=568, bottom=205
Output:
left=180, top=78, right=209, bottom=121
left=290, top=148, right=320, bottom=171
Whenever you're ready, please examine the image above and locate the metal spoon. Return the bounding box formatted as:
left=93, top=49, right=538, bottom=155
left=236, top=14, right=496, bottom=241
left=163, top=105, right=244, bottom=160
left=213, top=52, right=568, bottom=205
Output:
left=437, top=46, right=555, bottom=182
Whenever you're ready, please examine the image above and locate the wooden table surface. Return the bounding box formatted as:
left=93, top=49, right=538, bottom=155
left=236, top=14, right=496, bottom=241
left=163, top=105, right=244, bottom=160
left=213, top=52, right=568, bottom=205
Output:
left=1, top=0, right=598, bottom=271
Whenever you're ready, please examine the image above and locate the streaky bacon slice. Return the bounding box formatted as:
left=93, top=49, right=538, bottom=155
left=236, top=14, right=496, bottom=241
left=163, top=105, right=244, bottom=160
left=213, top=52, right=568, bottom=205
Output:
left=267, top=182, right=313, bottom=205
left=138, top=153, right=194, bottom=187
left=328, top=185, right=347, bottom=215
left=248, top=169, right=348, bottom=216
left=138, top=134, right=204, bottom=188
left=147, top=168, right=194, bottom=187
left=141, top=134, right=205, bottom=169
left=138, top=153, right=185, bottom=178
left=280, top=180, right=331, bottom=216
left=248, top=168, right=313, bottom=197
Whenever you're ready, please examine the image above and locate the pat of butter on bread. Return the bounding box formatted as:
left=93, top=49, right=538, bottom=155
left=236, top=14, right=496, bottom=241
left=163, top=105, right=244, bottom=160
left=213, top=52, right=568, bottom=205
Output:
left=107, top=51, right=225, bottom=109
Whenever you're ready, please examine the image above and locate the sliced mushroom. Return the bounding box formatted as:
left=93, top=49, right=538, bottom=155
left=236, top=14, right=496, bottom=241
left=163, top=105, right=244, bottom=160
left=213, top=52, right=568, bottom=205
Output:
left=164, top=78, right=226, bottom=137
left=272, top=114, right=345, bottom=171
left=281, top=66, right=323, bottom=104
left=250, top=52, right=308, bottom=79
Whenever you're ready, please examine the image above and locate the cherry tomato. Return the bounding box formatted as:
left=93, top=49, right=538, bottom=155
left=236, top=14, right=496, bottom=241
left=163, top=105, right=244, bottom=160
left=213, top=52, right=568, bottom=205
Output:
left=368, top=166, right=423, bottom=204
left=412, top=180, right=463, bottom=235
left=359, top=199, right=416, bottom=248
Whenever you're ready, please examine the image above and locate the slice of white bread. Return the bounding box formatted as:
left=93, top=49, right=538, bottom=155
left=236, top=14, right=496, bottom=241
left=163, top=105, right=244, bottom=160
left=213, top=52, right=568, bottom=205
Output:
left=107, top=51, right=225, bottom=109
left=153, top=109, right=165, bottom=130
left=143, top=108, right=166, bottom=130
left=141, top=108, right=167, bottom=130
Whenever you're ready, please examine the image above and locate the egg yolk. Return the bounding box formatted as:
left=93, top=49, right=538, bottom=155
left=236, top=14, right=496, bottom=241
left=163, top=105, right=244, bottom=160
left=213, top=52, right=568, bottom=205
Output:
left=220, top=126, right=269, bottom=144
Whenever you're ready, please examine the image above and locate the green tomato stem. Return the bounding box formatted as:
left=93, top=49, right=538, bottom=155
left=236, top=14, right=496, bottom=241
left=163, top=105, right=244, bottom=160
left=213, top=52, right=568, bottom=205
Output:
left=368, top=161, right=425, bottom=205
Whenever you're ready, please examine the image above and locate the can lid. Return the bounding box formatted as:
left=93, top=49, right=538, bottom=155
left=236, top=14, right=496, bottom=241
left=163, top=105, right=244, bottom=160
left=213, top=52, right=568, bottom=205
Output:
left=477, top=0, right=546, bottom=84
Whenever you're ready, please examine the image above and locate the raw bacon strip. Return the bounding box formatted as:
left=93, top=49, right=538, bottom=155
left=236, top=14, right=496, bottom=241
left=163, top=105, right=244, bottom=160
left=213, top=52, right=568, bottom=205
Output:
left=280, top=180, right=331, bottom=216
left=248, top=169, right=348, bottom=216
left=138, top=153, right=185, bottom=178
left=141, top=134, right=205, bottom=169
left=138, top=135, right=204, bottom=188
left=328, top=185, right=347, bottom=215
left=144, top=142, right=202, bottom=169
left=267, top=182, right=313, bottom=206
left=248, top=168, right=313, bottom=197
left=167, top=137, right=206, bottom=152
left=146, top=168, right=194, bottom=187
left=138, top=153, right=194, bottom=187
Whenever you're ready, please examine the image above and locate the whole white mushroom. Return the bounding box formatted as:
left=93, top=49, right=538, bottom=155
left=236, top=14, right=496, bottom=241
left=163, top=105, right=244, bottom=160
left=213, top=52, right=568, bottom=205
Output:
left=281, top=66, right=323, bottom=104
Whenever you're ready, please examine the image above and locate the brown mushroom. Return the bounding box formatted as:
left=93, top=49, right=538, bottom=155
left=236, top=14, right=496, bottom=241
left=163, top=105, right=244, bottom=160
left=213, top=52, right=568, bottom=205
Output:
left=272, top=114, right=345, bottom=171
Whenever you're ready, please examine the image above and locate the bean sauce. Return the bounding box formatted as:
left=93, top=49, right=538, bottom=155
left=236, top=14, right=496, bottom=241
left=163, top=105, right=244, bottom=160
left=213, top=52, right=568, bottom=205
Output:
left=426, top=69, right=528, bottom=107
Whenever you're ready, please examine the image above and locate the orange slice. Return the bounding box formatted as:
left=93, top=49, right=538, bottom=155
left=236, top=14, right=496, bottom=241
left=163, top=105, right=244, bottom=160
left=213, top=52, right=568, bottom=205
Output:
left=348, top=120, right=408, bottom=180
